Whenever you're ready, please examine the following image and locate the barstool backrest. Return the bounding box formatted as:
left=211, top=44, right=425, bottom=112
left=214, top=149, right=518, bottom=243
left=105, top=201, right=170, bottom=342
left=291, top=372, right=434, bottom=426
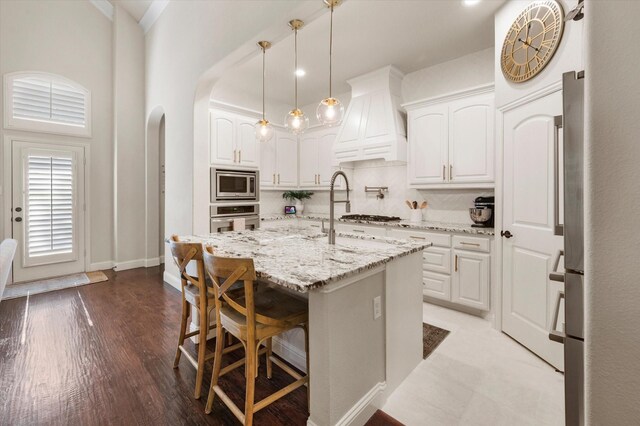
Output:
left=169, top=235, right=206, bottom=295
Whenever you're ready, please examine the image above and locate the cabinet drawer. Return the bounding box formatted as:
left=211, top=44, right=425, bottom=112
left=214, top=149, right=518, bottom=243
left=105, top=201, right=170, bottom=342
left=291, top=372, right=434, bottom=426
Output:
left=452, top=235, right=490, bottom=253
left=423, top=271, right=451, bottom=301
left=387, top=229, right=451, bottom=247
left=423, top=247, right=451, bottom=274
left=335, top=223, right=387, bottom=237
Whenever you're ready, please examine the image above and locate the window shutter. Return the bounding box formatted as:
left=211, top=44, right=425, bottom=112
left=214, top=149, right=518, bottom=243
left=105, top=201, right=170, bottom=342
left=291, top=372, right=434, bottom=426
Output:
left=9, top=74, right=88, bottom=132
left=26, top=154, right=75, bottom=257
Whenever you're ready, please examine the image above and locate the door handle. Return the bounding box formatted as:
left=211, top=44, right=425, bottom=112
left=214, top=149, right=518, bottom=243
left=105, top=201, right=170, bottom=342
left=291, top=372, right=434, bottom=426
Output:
left=233, top=149, right=237, bottom=163
left=277, top=174, right=280, bottom=185
left=449, top=165, right=453, bottom=181
left=549, top=250, right=565, bottom=282
left=14, top=217, right=22, bottom=222
left=442, top=165, right=446, bottom=181
left=553, top=115, right=564, bottom=236
left=454, top=254, right=458, bottom=272
left=500, top=230, right=513, bottom=238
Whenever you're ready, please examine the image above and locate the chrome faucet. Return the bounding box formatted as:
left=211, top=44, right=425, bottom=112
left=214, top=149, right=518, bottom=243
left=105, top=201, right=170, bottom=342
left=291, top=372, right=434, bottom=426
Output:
left=329, top=170, right=351, bottom=244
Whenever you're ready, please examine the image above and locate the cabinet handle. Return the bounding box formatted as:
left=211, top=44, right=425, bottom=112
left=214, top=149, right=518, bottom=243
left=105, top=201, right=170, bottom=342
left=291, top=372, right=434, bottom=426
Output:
left=442, top=165, right=446, bottom=181
left=410, top=236, right=426, bottom=240
left=273, top=173, right=275, bottom=184
left=460, top=242, right=480, bottom=247
left=352, top=229, right=365, bottom=233
left=278, top=174, right=280, bottom=185
left=238, top=150, right=241, bottom=163
left=449, top=165, right=453, bottom=180
left=233, top=149, right=237, bottom=163
left=553, top=115, right=564, bottom=236
left=455, top=254, right=458, bottom=272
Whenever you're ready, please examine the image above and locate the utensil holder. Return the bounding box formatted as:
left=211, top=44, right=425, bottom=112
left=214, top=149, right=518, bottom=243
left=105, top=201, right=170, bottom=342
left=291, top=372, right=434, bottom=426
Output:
left=410, top=209, right=423, bottom=223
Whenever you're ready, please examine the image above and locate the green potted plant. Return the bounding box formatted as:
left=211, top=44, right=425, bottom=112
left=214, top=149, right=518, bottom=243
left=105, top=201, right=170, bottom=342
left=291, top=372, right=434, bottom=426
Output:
left=282, top=190, right=314, bottom=215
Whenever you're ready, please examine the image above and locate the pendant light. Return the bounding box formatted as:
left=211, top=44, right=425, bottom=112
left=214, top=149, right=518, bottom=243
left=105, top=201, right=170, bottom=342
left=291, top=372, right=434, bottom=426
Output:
left=317, top=0, right=344, bottom=127
left=255, top=41, right=275, bottom=142
left=285, top=19, right=309, bottom=134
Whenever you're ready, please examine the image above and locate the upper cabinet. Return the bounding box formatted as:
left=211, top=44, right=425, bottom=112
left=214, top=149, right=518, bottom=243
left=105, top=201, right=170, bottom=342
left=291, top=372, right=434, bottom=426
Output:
left=260, top=128, right=298, bottom=190
left=299, top=127, right=339, bottom=189
left=210, top=109, right=259, bottom=168
left=404, top=85, right=495, bottom=188
left=334, top=66, right=407, bottom=163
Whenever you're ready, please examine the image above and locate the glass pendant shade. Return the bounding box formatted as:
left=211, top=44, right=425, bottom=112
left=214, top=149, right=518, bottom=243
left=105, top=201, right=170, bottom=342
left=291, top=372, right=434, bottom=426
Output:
left=255, top=119, right=274, bottom=142
left=316, top=97, right=344, bottom=127
left=285, top=108, right=309, bottom=134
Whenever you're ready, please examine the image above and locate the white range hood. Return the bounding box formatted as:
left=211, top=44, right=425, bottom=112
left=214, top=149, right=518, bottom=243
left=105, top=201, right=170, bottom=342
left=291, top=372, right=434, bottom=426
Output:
left=334, top=65, right=407, bottom=163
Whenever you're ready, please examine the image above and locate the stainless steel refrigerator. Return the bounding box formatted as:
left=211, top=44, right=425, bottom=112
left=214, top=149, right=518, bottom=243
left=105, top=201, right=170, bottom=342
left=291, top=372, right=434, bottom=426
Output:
left=549, top=70, right=585, bottom=426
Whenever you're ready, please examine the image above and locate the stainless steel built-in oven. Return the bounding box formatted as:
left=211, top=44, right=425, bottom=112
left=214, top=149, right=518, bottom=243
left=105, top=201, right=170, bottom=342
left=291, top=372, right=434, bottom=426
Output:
left=210, top=203, right=260, bottom=233
left=211, top=168, right=258, bottom=201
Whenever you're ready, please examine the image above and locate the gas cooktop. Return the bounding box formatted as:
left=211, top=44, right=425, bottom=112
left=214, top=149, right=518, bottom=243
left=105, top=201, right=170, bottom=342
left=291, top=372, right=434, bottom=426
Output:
left=340, top=214, right=402, bottom=222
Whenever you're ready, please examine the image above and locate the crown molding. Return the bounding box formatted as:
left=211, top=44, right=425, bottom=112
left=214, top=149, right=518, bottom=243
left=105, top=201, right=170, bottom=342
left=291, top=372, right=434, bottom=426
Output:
left=89, top=0, right=114, bottom=21
left=140, top=0, right=170, bottom=34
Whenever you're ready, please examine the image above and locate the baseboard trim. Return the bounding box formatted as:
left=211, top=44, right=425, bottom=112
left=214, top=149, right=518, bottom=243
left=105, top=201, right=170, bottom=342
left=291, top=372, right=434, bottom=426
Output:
left=271, top=335, right=307, bottom=373
left=88, top=261, right=114, bottom=271
left=114, top=259, right=148, bottom=271
left=144, top=257, right=160, bottom=268
left=307, top=382, right=387, bottom=426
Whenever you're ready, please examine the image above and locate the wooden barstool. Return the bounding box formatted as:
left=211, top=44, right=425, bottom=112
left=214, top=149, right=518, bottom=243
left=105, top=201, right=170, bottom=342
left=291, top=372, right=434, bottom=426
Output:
left=169, top=236, right=242, bottom=399
left=202, top=247, right=310, bottom=425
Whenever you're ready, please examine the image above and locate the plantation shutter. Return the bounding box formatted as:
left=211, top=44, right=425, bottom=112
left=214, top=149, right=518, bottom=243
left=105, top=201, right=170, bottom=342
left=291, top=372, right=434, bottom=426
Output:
left=25, top=153, right=76, bottom=260
left=11, top=76, right=86, bottom=127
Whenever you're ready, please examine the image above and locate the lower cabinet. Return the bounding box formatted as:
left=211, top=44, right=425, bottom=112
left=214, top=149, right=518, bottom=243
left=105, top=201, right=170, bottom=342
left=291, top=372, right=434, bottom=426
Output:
left=423, top=271, right=451, bottom=301
left=452, top=249, right=490, bottom=310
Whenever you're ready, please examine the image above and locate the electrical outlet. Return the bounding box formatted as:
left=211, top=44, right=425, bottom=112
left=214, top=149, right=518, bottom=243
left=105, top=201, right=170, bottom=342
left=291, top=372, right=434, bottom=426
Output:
left=373, top=296, right=381, bottom=319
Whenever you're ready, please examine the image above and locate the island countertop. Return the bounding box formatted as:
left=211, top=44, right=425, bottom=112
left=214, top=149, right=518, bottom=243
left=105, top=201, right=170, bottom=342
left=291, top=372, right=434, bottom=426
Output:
left=178, top=226, right=430, bottom=293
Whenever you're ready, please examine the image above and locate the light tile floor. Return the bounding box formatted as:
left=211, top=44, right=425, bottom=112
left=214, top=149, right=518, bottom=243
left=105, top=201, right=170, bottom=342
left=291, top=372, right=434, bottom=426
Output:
left=382, top=303, right=564, bottom=426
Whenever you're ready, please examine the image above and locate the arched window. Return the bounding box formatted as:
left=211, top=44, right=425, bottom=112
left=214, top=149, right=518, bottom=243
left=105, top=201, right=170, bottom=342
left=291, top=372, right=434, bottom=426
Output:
left=3, top=72, right=91, bottom=137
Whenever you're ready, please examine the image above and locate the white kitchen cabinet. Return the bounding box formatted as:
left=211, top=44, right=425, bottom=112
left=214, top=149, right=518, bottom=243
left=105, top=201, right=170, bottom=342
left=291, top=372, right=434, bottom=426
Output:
left=452, top=249, right=490, bottom=310
left=210, top=109, right=259, bottom=168
left=448, top=94, right=494, bottom=183
left=403, top=85, right=495, bottom=188
left=334, top=223, right=387, bottom=237
left=423, top=272, right=451, bottom=301
left=299, top=128, right=338, bottom=188
left=260, top=128, right=298, bottom=189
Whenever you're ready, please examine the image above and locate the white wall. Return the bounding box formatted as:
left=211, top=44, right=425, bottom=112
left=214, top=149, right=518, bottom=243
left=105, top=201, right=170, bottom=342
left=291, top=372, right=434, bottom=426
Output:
left=402, top=47, right=494, bottom=103
left=584, top=0, right=640, bottom=423
left=494, top=0, right=584, bottom=108
left=0, top=0, right=114, bottom=268
left=114, top=5, right=147, bottom=268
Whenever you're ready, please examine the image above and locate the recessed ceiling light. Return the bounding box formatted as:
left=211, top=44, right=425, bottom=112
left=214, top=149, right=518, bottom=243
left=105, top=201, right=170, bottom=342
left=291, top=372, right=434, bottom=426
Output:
left=295, top=69, right=306, bottom=77
left=463, top=0, right=481, bottom=6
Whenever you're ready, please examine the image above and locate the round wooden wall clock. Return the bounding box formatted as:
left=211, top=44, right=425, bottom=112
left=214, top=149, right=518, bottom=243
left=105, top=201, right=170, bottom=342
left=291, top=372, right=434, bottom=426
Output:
left=501, top=0, right=565, bottom=83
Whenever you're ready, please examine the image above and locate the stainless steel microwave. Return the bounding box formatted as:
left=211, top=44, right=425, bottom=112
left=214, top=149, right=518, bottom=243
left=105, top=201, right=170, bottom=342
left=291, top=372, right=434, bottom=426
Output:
left=211, top=168, right=258, bottom=201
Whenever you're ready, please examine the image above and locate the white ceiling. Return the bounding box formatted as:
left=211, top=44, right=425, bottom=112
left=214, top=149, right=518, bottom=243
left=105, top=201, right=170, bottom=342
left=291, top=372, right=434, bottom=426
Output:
left=214, top=0, right=506, bottom=108
left=112, top=0, right=153, bottom=22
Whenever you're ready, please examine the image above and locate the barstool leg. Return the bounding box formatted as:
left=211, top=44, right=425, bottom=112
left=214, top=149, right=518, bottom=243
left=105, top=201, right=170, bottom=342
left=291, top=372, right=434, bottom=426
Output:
left=205, top=322, right=225, bottom=414
left=266, top=338, right=273, bottom=379
left=174, top=297, right=190, bottom=368
left=194, top=304, right=208, bottom=399
left=245, top=341, right=257, bottom=426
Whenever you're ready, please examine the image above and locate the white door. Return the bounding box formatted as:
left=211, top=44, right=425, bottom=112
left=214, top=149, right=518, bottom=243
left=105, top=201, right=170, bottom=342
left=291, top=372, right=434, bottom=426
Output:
left=276, top=132, right=298, bottom=187
left=449, top=94, right=495, bottom=183
left=11, top=141, right=86, bottom=282
left=452, top=249, right=490, bottom=310
left=502, top=91, right=565, bottom=370
left=210, top=110, right=235, bottom=165
left=317, top=130, right=336, bottom=186
left=408, top=105, right=448, bottom=185
left=299, top=132, right=319, bottom=187
left=237, top=118, right=259, bottom=168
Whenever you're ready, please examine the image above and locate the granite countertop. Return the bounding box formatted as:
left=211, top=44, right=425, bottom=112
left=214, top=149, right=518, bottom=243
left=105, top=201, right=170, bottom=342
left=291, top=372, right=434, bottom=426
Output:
left=179, top=226, right=430, bottom=293
left=260, top=214, right=494, bottom=236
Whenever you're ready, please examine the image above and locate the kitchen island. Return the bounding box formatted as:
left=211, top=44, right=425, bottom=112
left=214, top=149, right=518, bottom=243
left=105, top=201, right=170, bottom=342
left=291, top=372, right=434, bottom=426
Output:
left=182, top=226, right=429, bottom=426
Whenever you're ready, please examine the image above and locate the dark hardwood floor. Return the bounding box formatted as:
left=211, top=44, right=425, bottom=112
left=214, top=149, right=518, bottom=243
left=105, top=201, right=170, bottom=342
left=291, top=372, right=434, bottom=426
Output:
left=0, top=267, right=309, bottom=425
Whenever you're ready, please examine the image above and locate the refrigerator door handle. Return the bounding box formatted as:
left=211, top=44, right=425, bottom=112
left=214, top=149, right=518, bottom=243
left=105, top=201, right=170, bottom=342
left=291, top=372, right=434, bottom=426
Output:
left=549, top=249, right=565, bottom=282
left=549, top=290, right=566, bottom=343
left=553, top=115, right=564, bottom=236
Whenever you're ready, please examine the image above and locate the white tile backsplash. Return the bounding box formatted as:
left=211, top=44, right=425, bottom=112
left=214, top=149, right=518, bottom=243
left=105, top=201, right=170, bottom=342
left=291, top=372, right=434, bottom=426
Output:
left=260, top=160, right=492, bottom=224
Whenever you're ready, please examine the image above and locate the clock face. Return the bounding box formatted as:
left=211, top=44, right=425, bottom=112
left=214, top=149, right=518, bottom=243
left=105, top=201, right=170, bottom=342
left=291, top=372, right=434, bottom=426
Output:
left=501, top=0, right=564, bottom=83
